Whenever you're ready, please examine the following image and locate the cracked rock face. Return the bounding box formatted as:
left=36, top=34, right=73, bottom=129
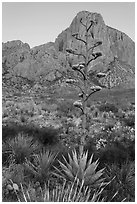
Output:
left=55, top=11, right=135, bottom=68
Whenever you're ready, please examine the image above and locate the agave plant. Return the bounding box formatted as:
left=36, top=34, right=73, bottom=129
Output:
left=5, top=133, right=39, bottom=164
left=53, top=148, right=105, bottom=188
left=26, top=149, right=57, bottom=184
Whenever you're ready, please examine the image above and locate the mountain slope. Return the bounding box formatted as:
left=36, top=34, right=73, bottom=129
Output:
left=2, top=10, right=135, bottom=90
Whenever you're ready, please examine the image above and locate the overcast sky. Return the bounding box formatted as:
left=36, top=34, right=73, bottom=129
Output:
left=2, top=2, right=135, bottom=48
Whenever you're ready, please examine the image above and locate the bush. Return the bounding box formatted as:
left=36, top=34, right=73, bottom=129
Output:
left=98, top=103, right=118, bottom=113
left=33, top=126, right=60, bottom=146
left=57, top=100, right=74, bottom=117
left=97, top=141, right=130, bottom=166
left=2, top=123, right=60, bottom=146
left=122, top=115, right=135, bottom=127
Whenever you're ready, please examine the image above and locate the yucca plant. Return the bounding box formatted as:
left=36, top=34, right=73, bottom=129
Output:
left=54, top=148, right=105, bottom=188
left=25, top=149, right=57, bottom=184
left=18, top=178, right=106, bottom=202
left=5, top=133, right=39, bottom=164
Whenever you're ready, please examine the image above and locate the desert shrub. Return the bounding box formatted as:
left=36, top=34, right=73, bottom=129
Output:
left=104, top=122, right=115, bottom=131
left=2, top=141, right=10, bottom=166
left=2, top=123, right=24, bottom=141
left=41, top=103, right=57, bottom=112
left=115, top=109, right=125, bottom=119
left=98, top=103, right=118, bottom=113
left=33, top=126, right=60, bottom=146
left=97, top=141, right=130, bottom=167
left=84, top=138, right=97, bottom=157
left=122, top=114, right=135, bottom=127
left=2, top=123, right=60, bottom=146
left=104, top=162, right=135, bottom=202
left=5, top=100, right=15, bottom=107
left=57, top=100, right=74, bottom=117
left=20, top=115, right=27, bottom=123
left=126, top=140, right=135, bottom=161
left=2, top=107, right=9, bottom=118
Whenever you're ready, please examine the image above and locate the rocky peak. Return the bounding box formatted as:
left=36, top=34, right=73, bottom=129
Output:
left=70, top=11, right=105, bottom=32
left=2, top=40, right=30, bottom=56
left=55, top=10, right=135, bottom=68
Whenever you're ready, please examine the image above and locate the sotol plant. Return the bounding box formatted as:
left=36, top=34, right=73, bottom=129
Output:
left=54, top=148, right=105, bottom=188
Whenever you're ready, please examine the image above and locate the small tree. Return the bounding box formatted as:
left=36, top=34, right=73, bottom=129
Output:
left=65, top=14, right=108, bottom=152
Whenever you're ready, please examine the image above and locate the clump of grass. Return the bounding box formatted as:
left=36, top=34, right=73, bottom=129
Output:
left=104, top=161, right=135, bottom=202
left=4, top=133, right=39, bottom=165
left=25, top=149, right=57, bottom=184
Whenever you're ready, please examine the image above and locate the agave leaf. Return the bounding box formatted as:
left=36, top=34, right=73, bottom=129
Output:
left=79, top=151, right=88, bottom=172
left=62, top=155, right=73, bottom=172
left=58, top=161, right=74, bottom=179
left=87, top=154, right=94, bottom=167
left=52, top=171, right=63, bottom=179
left=58, top=160, right=71, bottom=172
left=89, top=178, right=106, bottom=188
left=72, top=150, right=79, bottom=167
left=84, top=161, right=99, bottom=177
left=68, top=154, right=73, bottom=166
left=68, top=153, right=79, bottom=175
left=86, top=169, right=104, bottom=185
left=76, top=168, right=84, bottom=180
left=71, top=163, right=79, bottom=177
left=53, top=165, right=68, bottom=178
left=70, top=150, right=81, bottom=176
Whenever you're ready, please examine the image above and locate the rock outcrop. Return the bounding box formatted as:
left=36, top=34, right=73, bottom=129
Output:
left=55, top=11, right=135, bottom=68
left=2, top=40, right=67, bottom=86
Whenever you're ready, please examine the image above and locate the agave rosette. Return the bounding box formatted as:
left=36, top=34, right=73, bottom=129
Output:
left=54, top=149, right=105, bottom=187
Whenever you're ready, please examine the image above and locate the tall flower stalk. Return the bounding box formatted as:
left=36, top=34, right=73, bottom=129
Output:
left=65, top=14, right=108, bottom=151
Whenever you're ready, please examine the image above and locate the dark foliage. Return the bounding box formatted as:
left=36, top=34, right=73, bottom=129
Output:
left=98, top=103, right=118, bottom=113
left=2, top=134, right=39, bottom=165
left=122, top=115, right=135, bottom=127
left=57, top=100, right=75, bottom=117
left=2, top=123, right=60, bottom=146
left=97, top=141, right=131, bottom=167
left=103, top=161, right=135, bottom=202
left=33, top=127, right=59, bottom=146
